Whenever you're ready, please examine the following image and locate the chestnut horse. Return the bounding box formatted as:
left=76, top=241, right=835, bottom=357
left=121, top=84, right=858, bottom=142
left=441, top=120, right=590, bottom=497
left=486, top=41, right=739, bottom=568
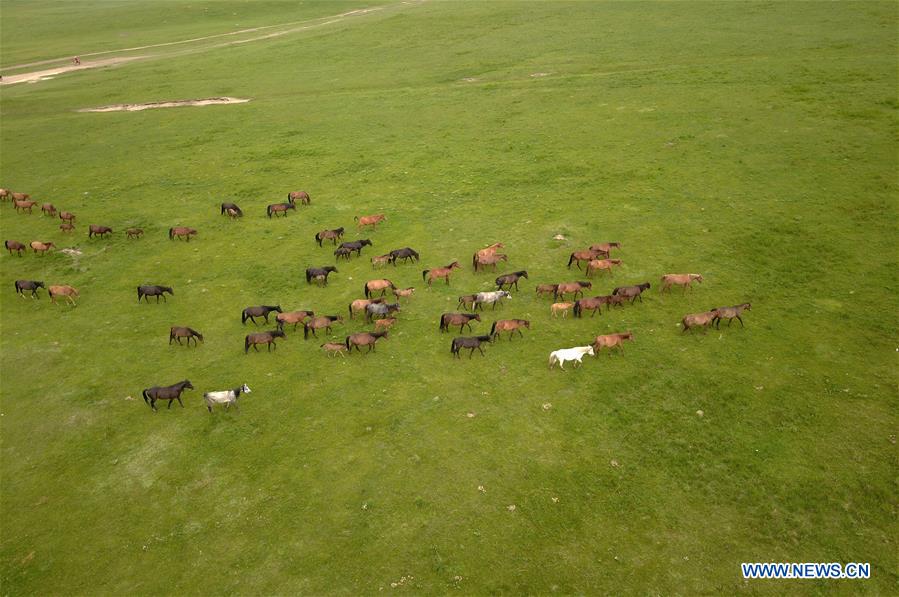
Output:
left=59, top=211, right=76, bottom=223
left=267, top=202, right=296, bottom=218
left=355, top=214, right=386, bottom=230
left=13, top=200, right=36, bottom=214
left=661, top=273, right=703, bottom=293
left=554, top=281, right=592, bottom=301
left=589, top=242, right=621, bottom=254
left=287, top=191, right=311, bottom=205
left=439, top=312, right=480, bottom=333
left=535, top=283, right=559, bottom=298
left=472, top=253, right=507, bottom=272
left=49, top=285, right=79, bottom=306
left=276, top=310, right=315, bottom=331
left=592, top=332, right=634, bottom=354
left=423, top=261, right=461, bottom=286
left=304, top=315, right=343, bottom=339
left=475, top=242, right=504, bottom=260
left=573, top=295, right=610, bottom=318
left=169, top=227, right=197, bottom=241
left=490, top=319, right=530, bottom=340
left=11, top=192, right=30, bottom=201
left=567, top=249, right=604, bottom=269
left=41, top=203, right=57, bottom=216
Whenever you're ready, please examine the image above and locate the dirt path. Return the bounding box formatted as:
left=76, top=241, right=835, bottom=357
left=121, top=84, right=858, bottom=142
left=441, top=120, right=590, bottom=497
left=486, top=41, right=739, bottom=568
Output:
left=79, top=97, right=250, bottom=112
left=1, top=56, right=145, bottom=85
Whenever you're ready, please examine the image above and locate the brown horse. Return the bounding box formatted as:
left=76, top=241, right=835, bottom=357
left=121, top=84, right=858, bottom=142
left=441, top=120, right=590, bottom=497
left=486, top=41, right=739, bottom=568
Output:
left=364, top=279, right=395, bottom=298
left=535, top=283, right=559, bottom=298
left=14, top=200, right=36, bottom=214
left=392, top=287, right=415, bottom=300
left=573, top=295, right=611, bottom=318
left=585, top=259, right=621, bottom=277
left=287, top=190, right=311, bottom=205
left=490, top=319, right=530, bottom=340
left=554, top=281, right=592, bottom=301
left=439, top=312, right=480, bottom=333
left=126, top=228, right=144, bottom=239
left=681, top=311, right=717, bottom=333
left=245, top=330, right=286, bottom=353
left=169, top=327, right=203, bottom=346
left=59, top=223, right=75, bottom=233
left=592, top=331, right=634, bottom=354
left=550, top=302, right=574, bottom=317
left=321, top=342, right=348, bottom=357
left=473, top=253, right=508, bottom=272
left=457, top=294, right=477, bottom=309
left=374, top=317, right=397, bottom=331
left=267, top=203, right=296, bottom=218
left=169, top=227, right=197, bottom=241
left=303, top=315, right=343, bottom=339
left=712, top=303, right=751, bottom=328
left=346, top=331, right=388, bottom=353
left=567, top=249, right=604, bottom=269
left=0, top=189, right=9, bottom=201
left=475, top=242, right=504, bottom=260
left=5, top=240, right=25, bottom=256
left=423, top=261, right=461, bottom=286
left=89, top=225, right=113, bottom=238
left=11, top=192, right=30, bottom=201
left=349, top=298, right=383, bottom=319
left=276, top=310, right=315, bottom=331
left=59, top=211, right=76, bottom=223
left=495, top=270, right=528, bottom=291
left=49, top=285, right=79, bottom=306
left=221, top=202, right=243, bottom=217
left=613, top=282, right=651, bottom=304
left=589, top=242, right=621, bottom=254
left=315, top=227, right=345, bottom=246
left=354, top=214, right=386, bottom=230
left=371, top=254, right=391, bottom=268
left=41, top=203, right=57, bottom=216
left=661, top=273, right=703, bottom=293
left=30, top=241, right=54, bottom=255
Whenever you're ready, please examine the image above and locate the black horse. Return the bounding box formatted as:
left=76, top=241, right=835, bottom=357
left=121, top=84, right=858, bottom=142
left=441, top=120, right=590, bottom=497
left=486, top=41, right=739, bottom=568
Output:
left=388, top=247, right=420, bottom=265
left=138, top=285, right=173, bottom=303
left=364, top=302, right=400, bottom=323
left=142, top=380, right=194, bottom=412
left=242, top=305, right=282, bottom=325
left=495, top=270, right=528, bottom=291
left=15, top=280, right=44, bottom=298
left=306, top=266, right=338, bottom=286
left=220, top=202, right=243, bottom=216
left=451, top=335, right=493, bottom=359
left=338, top=239, right=372, bottom=257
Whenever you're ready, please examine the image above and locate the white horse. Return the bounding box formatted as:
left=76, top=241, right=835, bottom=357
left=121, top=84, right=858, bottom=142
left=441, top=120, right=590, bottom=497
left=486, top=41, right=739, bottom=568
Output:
left=548, top=346, right=594, bottom=370
left=474, top=290, right=511, bottom=310
left=203, top=383, right=251, bottom=412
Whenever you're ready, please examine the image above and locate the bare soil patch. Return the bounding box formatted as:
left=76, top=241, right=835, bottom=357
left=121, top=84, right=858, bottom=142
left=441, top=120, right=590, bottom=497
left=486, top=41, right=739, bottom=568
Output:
left=78, top=97, right=250, bottom=112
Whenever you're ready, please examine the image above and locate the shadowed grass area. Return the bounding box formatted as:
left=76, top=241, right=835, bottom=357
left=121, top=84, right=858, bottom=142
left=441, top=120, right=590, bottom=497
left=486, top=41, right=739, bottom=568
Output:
left=1, top=0, right=897, bottom=594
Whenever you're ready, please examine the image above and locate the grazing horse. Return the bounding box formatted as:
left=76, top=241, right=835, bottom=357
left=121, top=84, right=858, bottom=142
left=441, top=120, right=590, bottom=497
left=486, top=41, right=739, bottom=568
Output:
left=276, top=310, right=315, bottom=331
left=142, top=380, right=193, bottom=412
left=30, top=241, right=54, bottom=255
left=346, top=331, right=388, bottom=353
left=138, top=285, right=173, bottom=303
left=88, top=225, right=113, bottom=238
left=126, top=228, right=144, bottom=239
left=169, top=326, right=203, bottom=346
left=613, top=282, right=651, bottom=304
left=315, top=227, right=345, bottom=246
left=287, top=191, right=311, bottom=205
left=338, top=239, right=372, bottom=257
left=41, top=203, right=57, bottom=216
left=365, top=302, right=400, bottom=323
left=451, top=335, right=492, bottom=359
left=423, top=261, right=461, bottom=286
left=551, top=302, right=574, bottom=317
left=242, top=305, right=282, bottom=325
left=49, top=285, right=79, bottom=306
left=267, top=202, right=296, bottom=218
left=495, top=270, right=528, bottom=291
left=661, top=273, right=703, bottom=293
left=204, top=384, right=251, bottom=412
left=306, top=266, right=338, bottom=286
left=304, top=315, right=343, bottom=339
left=592, top=332, right=634, bottom=355
left=355, top=214, right=385, bottom=230
left=490, top=319, right=530, bottom=340
left=5, top=240, right=25, bottom=256
left=59, top=223, right=75, bottom=233
left=474, top=290, right=511, bottom=310
left=439, top=312, right=481, bottom=333
left=548, top=346, right=594, bottom=370
left=349, top=298, right=384, bottom=319
left=221, top=202, right=243, bottom=217
left=712, top=303, right=752, bottom=329
left=457, top=294, right=477, bottom=310
left=589, top=242, right=621, bottom=254
left=473, top=253, right=508, bottom=272
left=586, top=259, right=622, bottom=277
left=535, top=283, right=559, bottom=298
left=681, top=310, right=718, bottom=333
left=371, top=254, right=391, bottom=268
left=15, top=280, right=44, bottom=298
left=389, top=247, right=420, bottom=265
left=567, top=249, right=604, bottom=269
left=364, top=279, right=395, bottom=298
left=245, top=330, right=286, bottom=353
left=13, top=199, right=36, bottom=214
left=321, top=342, right=348, bottom=357
left=59, top=211, right=76, bottom=223
left=169, top=227, right=197, bottom=241
left=392, top=287, right=415, bottom=300
left=554, top=281, right=592, bottom=301
left=573, top=295, right=611, bottom=318
left=374, top=317, right=397, bottom=331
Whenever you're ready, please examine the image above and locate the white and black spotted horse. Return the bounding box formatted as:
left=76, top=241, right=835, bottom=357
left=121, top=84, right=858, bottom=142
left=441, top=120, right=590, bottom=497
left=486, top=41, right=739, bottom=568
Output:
left=203, top=383, right=251, bottom=413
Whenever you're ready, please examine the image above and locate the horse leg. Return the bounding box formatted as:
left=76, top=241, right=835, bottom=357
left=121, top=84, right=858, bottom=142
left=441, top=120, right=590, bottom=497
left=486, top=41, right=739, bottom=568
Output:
left=469, top=347, right=475, bottom=359
left=253, top=343, right=260, bottom=352
left=151, top=399, right=158, bottom=412
left=478, top=345, right=486, bottom=356
left=737, top=315, right=744, bottom=327
left=167, top=398, right=173, bottom=409
left=178, top=396, right=184, bottom=408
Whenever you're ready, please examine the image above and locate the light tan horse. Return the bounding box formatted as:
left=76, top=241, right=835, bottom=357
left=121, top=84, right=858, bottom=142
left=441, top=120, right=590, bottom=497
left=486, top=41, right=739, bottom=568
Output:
left=30, top=241, right=54, bottom=255
left=355, top=214, right=386, bottom=230
left=586, top=259, right=622, bottom=277
left=276, top=310, right=315, bottom=331
left=681, top=311, right=717, bottom=333
left=321, top=342, right=348, bottom=357
left=392, top=287, right=415, bottom=300
left=473, top=253, right=508, bottom=272
left=364, top=279, right=395, bottom=298
left=287, top=190, right=311, bottom=205
left=475, top=242, right=504, bottom=260
left=11, top=192, right=30, bottom=201
left=348, top=298, right=383, bottom=319
left=49, top=285, right=79, bottom=306
left=592, top=332, right=634, bottom=355
left=422, top=261, right=461, bottom=286
left=550, top=302, right=574, bottom=317
left=661, top=273, right=703, bottom=293
left=0, top=189, right=10, bottom=201
left=374, top=317, right=397, bottom=331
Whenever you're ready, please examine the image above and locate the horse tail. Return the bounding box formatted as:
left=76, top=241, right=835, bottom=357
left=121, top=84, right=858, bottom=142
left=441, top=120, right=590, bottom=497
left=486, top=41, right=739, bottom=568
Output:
left=267, top=205, right=273, bottom=218
left=3, top=241, right=8, bottom=250
left=438, top=315, right=445, bottom=331
left=244, top=336, right=250, bottom=353
left=363, top=282, right=370, bottom=298
left=142, top=389, right=151, bottom=405
left=315, top=232, right=322, bottom=246
left=490, top=321, right=497, bottom=336
left=567, top=254, right=574, bottom=268
left=345, top=336, right=352, bottom=349
left=573, top=301, right=581, bottom=318
left=241, top=310, right=248, bottom=324
left=422, top=270, right=429, bottom=281
left=472, top=253, right=478, bottom=270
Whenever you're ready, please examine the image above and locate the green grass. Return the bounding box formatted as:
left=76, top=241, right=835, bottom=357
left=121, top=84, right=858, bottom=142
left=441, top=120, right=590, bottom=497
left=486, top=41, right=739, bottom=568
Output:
left=1, top=1, right=897, bottom=594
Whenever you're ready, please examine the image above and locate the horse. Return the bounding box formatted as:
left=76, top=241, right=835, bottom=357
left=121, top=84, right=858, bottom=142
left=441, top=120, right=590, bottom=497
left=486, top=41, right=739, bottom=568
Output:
left=338, top=239, right=372, bottom=256
left=474, top=290, right=511, bottom=310
left=306, top=266, right=338, bottom=286
left=592, top=332, right=634, bottom=355
left=661, top=273, right=703, bottom=293
left=573, top=295, right=611, bottom=318
left=321, top=342, right=348, bottom=357
left=169, top=326, right=203, bottom=346
left=142, top=380, right=193, bottom=412
left=439, top=312, right=480, bottom=333
left=5, top=240, right=25, bottom=256
left=304, top=315, right=343, bottom=339
left=567, top=249, right=604, bottom=269
left=41, top=203, right=57, bottom=217
left=138, top=285, right=173, bottom=303
left=586, top=259, right=622, bottom=277
left=267, top=202, right=296, bottom=218
left=548, top=346, right=594, bottom=370
left=169, top=227, right=197, bottom=241
left=371, top=254, right=391, bottom=268
left=204, top=384, right=251, bottom=412
left=315, top=227, right=345, bottom=246
left=15, top=280, right=44, bottom=298
left=13, top=199, right=36, bottom=214
left=59, top=223, right=75, bottom=233
left=393, top=287, right=415, bottom=300
left=346, top=331, right=388, bottom=353
left=287, top=191, right=311, bottom=205
left=334, top=247, right=354, bottom=260
left=472, top=253, right=508, bottom=272
left=681, top=310, right=718, bottom=333
left=88, top=225, right=113, bottom=238
left=550, top=302, right=574, bottom=317
left=0, top=189, right=9, bottom=201
left=589, top=242, right=621, bottom=254
left=374, top=317, right=397, bottom=331
left=451, top=335, right=492, bottom=359
left=355, top=214, right=385, bottom=230
left=276, top=310, right=315, bottom=331
left=59, top=211, right=76, bottom=223
left=30, top=241, right=54, bottom=255
left=389, top=247, right=420, bottom=265
left=423, top=261, right=461, bottom=286
left=11, top=192, right=30, bottom=201
left=535, top=284, right=559, bottom=298
left=612, top=282, right=651, bottom=304
left=365, top=302, right=400, bottom=323
left=475, top=242, right=504, bottom=260
left=221, top=202, right=243, bottom=217
left=245, top=330, right=286, bottom=353
left=348, top=298, right=383, bottom=319
left=125, top=228, right=144, bottom=239
left=225, top=208, right=241, bottom=219
left=495, top=270, right=528, bottom=291
left=554, top=281, right=592, bottom=301
left=457, top=294, right=477, bottom=310
left=49, top=285, right=79, bottom=306
left=242, top=305, right=282, bottom=325
left=490, top=319, right=530, bottom=340
left=712, top=303, right=752, bottom=328
left=364, top=279, right=395, bottom=298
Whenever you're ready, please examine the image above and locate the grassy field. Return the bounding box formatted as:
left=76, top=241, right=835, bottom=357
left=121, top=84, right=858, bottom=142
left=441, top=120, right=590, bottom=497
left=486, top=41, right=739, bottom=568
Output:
left=1, top=1, right=896, bottom=594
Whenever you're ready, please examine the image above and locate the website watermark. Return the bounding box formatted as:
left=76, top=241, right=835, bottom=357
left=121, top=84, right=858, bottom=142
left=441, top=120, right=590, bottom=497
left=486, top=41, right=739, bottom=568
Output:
left=741, top=562, right=870, bottom=579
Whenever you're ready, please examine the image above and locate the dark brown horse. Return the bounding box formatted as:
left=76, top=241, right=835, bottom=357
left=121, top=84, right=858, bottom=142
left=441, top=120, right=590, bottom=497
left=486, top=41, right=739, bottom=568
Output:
left=267, top=202, right=296, bottom=218
left=245, top=330, right=286, bottom=353
left=439, top=312, right=481, bottom=333
left=287, top=191, right=311, bottom=205
left=41, top=203, right=57, bottom=216
left=423, top=261, right=461, bottom=286
left=5, top=240, right=26, bottom=256
left=306, top=266, right=338, bottom=285
left=126, top=228, right=144, bottom=239
left=346, top=331, right=388, bottom=353
left=221, top=202, right=243, bottom=217
left=169, top=227, right=197, bottom=241
left=315, top=227, right=345, bottom=246
left=554, top=281, right=592, bottom=301
left=276, top=310, right=315, bottom=331
left=495, top=270, right=528, bottom=291
left=573, top=295, right=611, bottom=318
left=89, top=225, right=113, bottom=238
left=334, top=247, right=354, bottom=260
left=143, top=380, right=193, bottom=412
left=535, top=283, right=559, bottom=298
left=15, top=280, right=44, bottom=298
left=451, top=335, right=492, bottom=358
left=59, top=211, right=76, bottom=223
left=304, top=315, right=343, bottom=339
left=338, top=239, right=372, bottom=257
left=612, top=282, right=651, bottom=304
left=490, top=319, right=530, bottom=340
left=389, top=247, right=420, bottom=265
left=59, top=223, right=75, bottom=233
left=169, top=326, right=203, bottom=346
left=242, top=305, right=282, bottom=325
left=138, top=285, right=173, bottom=303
